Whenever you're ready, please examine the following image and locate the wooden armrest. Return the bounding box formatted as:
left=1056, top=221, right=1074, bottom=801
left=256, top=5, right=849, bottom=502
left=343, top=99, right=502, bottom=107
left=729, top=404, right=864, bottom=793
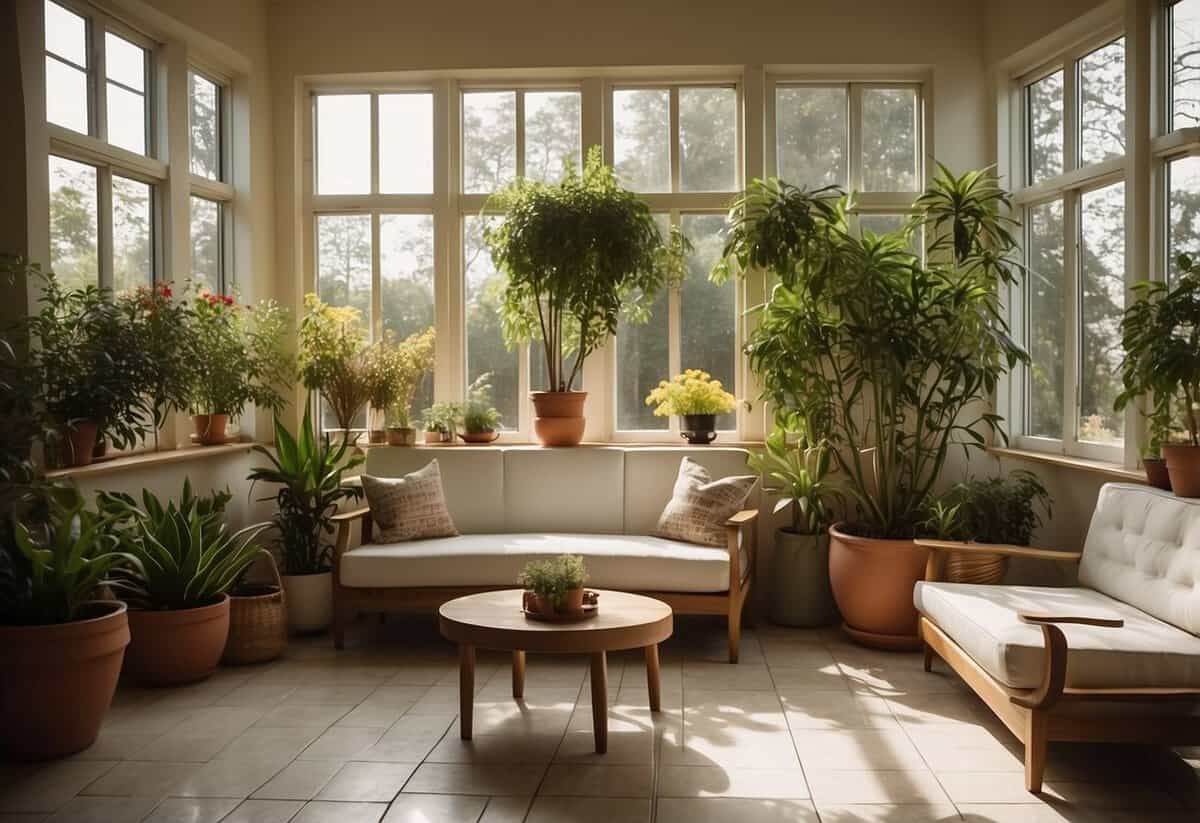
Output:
left=725, top=509, right=759, bottom=528
left=1019, top=612, right=1124, bottom=628
left=331, top=506, right=371, bottom=523
left=916, top=539, right=1082, bottom=563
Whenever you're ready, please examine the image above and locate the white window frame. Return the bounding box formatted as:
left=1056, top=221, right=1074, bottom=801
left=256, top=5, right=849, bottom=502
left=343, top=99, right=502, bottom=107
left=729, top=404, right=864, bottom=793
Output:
left=188, top=64, right=234, bottom=293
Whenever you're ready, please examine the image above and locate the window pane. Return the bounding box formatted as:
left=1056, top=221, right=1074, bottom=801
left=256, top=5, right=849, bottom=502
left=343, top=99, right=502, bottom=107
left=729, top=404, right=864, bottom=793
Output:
left=378, top=93, right=433, bottom=194
left=48, top=155, right=98, bottom=290
left=1026, top=200, right=1065, bottom=439
left=613, top=89, right=670, bottom=192
left=106, top=83, right=146, bottom=154
left=1169, top=154, right=1200, bottom=282
left=1173, top=0, right=1200, bottom=129
left=464, top=216, right=517, bottom=429
left=316, top=94, right=370, bottom=194
left=112, top=175, right=151, bottom=293
left=1079, top=39, right=1125, bottom=166
left=681, top=214, right=736, bottom=430
left=189, top=72, right=220, bottom=180
left=617, top=287, right=668, bottom=431
left=775, top=86, right=846, bottom=189
left=679, top=87, right=737, bottom=192
left=381, top=213, right=436, bottom=415
left=463, top=91, right=516, bottom=194
left=530, top=344, right=582, bottom=393
left=45, top=57, right=88, bottom=133
left=1079, top=182, right=1125, bottom=445
left=104, top=33, right=144, bottom=91
left=1027, top=71, right=1064, bottom=185
left=45, top=1, right=86, bottom=65
left=524, top=91, right=581, bottom=183
left=316, top=214, right=371, bottom=321
left=190, top=196, right=221, bottom=293
left=861, top=87, right=918, bottom=192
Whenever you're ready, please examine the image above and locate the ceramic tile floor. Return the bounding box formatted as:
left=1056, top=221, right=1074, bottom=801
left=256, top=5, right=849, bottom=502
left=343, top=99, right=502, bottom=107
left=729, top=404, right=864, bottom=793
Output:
left=2, top=615, right=1198, bottom=823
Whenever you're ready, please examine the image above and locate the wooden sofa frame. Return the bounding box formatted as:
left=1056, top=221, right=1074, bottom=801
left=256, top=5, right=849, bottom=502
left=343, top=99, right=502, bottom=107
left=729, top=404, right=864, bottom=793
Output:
left=916, top=539, right=1200, bottom=793
left=330, top=507, right=758, bottom=663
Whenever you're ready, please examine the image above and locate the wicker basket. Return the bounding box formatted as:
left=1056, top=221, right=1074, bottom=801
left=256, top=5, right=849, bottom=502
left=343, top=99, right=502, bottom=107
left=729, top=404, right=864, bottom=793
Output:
left=222, top=554, right=287, bottom=665
left=945, top=548, right=1009, bottom=585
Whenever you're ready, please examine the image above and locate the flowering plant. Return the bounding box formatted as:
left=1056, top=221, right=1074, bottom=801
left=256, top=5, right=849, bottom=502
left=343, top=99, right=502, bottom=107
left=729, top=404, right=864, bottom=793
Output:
left=118, top=283, right=196, bottom=449
left=362, top=327, right=436, bottom=429
left=297, top=294, right=371, bottom=432
left=645, top=369, right=737, bottom=417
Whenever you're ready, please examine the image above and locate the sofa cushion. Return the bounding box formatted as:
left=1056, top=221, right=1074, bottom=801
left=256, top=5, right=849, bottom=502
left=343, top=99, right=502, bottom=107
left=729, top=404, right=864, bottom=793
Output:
left=364, top=447, right=504, bottom=534
left=1078, top=483, right=1200, bottom=636
left=654, top=457, right=756, bottom=547
left=361, top=462, right=458, bottom=542
left=340, top=532, right=731, bottom=592
left=503, top=448, right=625, bottom=533
left=915, top=581, right=1200, bottom=690
left=625, top=448, right=756, bottom=536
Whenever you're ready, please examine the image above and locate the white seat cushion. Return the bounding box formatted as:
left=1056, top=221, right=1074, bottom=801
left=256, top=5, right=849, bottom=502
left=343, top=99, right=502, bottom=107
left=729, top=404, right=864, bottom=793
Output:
left=340, top=532, right=730, bottom=592
left=915, top=581, right=1200, bottom=690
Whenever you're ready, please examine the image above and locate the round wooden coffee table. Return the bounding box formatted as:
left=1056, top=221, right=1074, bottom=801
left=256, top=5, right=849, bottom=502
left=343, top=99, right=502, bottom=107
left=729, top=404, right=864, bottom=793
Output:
left=438, top=589, right=673, bottom=754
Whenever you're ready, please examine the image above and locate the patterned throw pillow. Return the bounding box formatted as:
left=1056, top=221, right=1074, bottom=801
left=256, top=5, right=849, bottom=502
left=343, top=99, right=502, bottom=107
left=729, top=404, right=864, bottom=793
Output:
left=361, top=460, right=459, bottom=543
left=653, top=457, right=756, bottom=547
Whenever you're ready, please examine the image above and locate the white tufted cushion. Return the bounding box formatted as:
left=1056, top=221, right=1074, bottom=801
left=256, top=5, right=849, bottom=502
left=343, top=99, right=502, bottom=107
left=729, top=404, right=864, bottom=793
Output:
left=1078, top=484, right=1200, bottom=636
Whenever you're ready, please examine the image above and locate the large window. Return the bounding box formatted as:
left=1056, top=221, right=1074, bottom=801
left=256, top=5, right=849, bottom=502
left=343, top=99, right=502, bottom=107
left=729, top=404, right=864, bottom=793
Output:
left=189, top=69, right=233, bottom=292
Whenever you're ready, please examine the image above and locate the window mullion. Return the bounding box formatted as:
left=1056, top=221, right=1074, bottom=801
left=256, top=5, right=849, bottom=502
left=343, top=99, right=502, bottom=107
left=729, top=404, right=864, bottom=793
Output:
left=1063, top=54, right=1080, bottom=174
left=515, top=90, right=526, bottom=179
left=370, top=211, right=382, bottom=342
left=848, top=83, right=863, bottom=191
left=370, top=93, right=380, bottom=195
left=1063, top=191, right=1081, bottom=453
left=668, top=210, right=682, bottom=439
left=91, top=17, right=106, bottom=143
left=669, top=87, right=681, bottom=193
left=97, top=166, right=113, bottom=291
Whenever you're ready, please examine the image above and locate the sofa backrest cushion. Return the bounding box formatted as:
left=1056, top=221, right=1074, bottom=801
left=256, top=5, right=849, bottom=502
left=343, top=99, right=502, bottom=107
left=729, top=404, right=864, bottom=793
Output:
left=504, top=448, right=626, bottom=533
left=624, top=448, right=757, bottom=536
left=364, top=448, right=504, bottom=534
left=1080, top=483, right=1200, bottom=636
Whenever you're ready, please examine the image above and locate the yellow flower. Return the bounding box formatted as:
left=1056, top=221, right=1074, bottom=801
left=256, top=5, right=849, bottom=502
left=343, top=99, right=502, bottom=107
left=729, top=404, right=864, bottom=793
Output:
left=645, top=369, right=737, bottom=416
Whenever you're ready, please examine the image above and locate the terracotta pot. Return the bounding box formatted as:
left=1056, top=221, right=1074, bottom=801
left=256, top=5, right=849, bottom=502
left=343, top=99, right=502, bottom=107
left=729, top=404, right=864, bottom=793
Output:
left=93, top=437, right=108, bottom=460
left=459, top=430, right=500, bottom=444
left=531, top=391, right=587, bottom=447
left=1164, top=444, right=1200, bottom=497
left=192, top=413, right=229, bottom=445
left=0, top=601, right=129, bottom=760
left=828, top=523, right=929, bottom=650
left=62, top=420, right=99, bottom=467
left=368, top=429, right=387, bottom=445
left=681, top=414, right=718, bottom=445
left=424, top=430, right=447, bottom=444
left=124, top=595, right=230, bottom=686
left=1144, top=456, right=1174, bottom=492
left=281, top=570, right=332, bottom=633
left=561, top=587, right=585, bottom=614
left=388, top=427, right=417, bottom=446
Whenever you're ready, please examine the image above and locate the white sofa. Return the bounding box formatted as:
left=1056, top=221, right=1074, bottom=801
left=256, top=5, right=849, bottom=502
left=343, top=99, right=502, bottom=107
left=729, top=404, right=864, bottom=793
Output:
left=916, top=483, right=1200, bottom=792
left=332, top=446, right=759, bottom=661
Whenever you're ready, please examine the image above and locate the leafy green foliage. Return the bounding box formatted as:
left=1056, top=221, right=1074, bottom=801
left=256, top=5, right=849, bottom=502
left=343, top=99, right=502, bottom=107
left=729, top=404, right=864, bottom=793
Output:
left=118, top=284, right=197, bottom=449
left=485, top=146, right=688, bottom=392
left=422, top=402, right=461, bottom=437
left=101, top=480, right=266, bottom=610
left=924, top=470, right=1052, bottom=547
left=1, top=486, right=126, bottom=626
left=362, top=328, right=436, bottom=426
left=298, top=293, right=371, bottom=432
left=461, top=374, right=502, bottom=434
left=747, top=425, right=840, bottom=536
left=1115, top=254, right=1200, bottom=452
left=248, top=402, right=364, bottom=575
left=720, top=165, right=1027, bottom=538
left=518, top=554, right=587, bottom=607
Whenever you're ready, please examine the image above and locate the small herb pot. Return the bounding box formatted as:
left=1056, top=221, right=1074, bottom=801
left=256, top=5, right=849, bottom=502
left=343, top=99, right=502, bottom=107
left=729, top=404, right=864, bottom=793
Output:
left=367, top=429, right=387, bottom=445
left=387, top=427, right=417, bottom=446
left=424, top=430, right=447, bottom=444
left=561, top=587, right=585, bottom=614
left=192, top=414, right=229, bottom=445
left=459, top=430, right=500, bottom=444
left=680, top=414, right=717, bottom=445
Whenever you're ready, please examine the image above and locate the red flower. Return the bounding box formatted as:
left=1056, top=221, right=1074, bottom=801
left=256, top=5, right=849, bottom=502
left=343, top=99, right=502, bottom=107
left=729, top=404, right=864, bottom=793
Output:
left=159, top=285, right=172, bottom=298
left=222, top=295, right=234, bottom=306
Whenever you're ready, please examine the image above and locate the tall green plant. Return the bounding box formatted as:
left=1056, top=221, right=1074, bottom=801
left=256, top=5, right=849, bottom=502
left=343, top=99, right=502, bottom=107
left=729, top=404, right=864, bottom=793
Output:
left=747, top=426, right=839, bottom=536
left=720, top=165, right=1027, bottom=538
left=118, top=283, right=197, bottom=449
left=485, top=147, right=687, bottom=392
left=248, top=402, right=364, bottom=575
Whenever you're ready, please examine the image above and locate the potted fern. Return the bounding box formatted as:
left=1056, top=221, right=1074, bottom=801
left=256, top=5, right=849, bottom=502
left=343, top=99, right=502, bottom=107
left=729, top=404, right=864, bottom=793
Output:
left=460, top=374, right=502, bottom=443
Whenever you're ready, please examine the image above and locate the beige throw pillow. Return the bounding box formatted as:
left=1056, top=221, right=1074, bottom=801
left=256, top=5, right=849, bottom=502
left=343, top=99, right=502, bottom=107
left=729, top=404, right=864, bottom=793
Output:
left=653, top=457, right=756, bottom=547
left=361, top=460, right=459, bottom=543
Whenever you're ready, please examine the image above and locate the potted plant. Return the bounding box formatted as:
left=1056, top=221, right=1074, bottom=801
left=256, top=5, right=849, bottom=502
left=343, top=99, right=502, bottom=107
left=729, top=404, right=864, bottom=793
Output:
left=101, top=481, right=269, bottom=685
left=423, top=402, right=461, bottom=444
left=923, top=470, right=1053, bottom=585
left=718, top=166, right=1026, bottom=648
left=1115, top=254, right=1200, bottom=494
left=460, top=374, right=502, bottom=443
left=747, top=424, right=840, bottom=627
left=485, top=147, right=687, bottom=446
left=248, top=402, right=364, bottom=633
left=645, top=369, right=737, bottom=444
left=186, top=290, right=291, bottom=445
left=119, top=283, right=197, bottom=451
left=365, top=327, right=436, bottom=446
left=298, top=293, right=370, bottom=445
left=0, top=486, right=130, bottom=759
left=519, top=554, right=588, bottom=617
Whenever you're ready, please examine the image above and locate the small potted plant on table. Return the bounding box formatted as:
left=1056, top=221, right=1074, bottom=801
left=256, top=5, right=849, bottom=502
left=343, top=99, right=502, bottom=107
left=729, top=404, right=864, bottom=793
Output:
left=460, top=374, right=502, bottom=443
left=519, top=554, right=588, bottom=618
left=646, top=369, right=737, bottom=444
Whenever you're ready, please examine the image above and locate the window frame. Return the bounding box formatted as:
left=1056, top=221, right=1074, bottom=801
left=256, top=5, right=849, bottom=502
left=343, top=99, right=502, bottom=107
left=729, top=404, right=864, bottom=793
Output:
left=188, top=65, right=234, bottom=293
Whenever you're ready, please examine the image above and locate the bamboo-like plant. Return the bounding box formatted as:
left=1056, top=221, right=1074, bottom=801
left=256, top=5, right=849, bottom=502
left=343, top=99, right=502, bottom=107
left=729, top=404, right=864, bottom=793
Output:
left=747, top=425, right=839, bottom=536
left=719, top=165, right=1027, bottom=538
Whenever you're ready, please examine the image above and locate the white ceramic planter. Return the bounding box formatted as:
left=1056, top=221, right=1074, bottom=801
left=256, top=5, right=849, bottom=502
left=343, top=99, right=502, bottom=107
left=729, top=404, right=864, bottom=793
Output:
left=281, top=571, right=332, bottom=634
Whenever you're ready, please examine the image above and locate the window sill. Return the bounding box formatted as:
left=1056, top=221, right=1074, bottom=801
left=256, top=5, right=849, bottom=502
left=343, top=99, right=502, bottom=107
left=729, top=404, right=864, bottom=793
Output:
left=986, top=446, right=1145, bottom=483
left=45, top=441, right=259, bottom=482
left=366, top=440, right=766, bottom=449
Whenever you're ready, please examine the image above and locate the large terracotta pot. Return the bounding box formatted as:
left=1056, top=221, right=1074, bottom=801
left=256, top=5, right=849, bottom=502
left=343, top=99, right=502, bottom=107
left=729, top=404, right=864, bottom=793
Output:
left=828, top=523, right=929, bottom=650
left=1143, top=457, right=1172, bottom=492
left=192, top=413, right=229, bottom=445
left=281, top=570, right=332, bottom=633
left=1163, top=444, right=1200, bottom=497
left=124, top=595, right=230, bottom=685
left=531, top=391, right=587, bottom=447
left=62, top=420, right=100, bottom=467
left=0, top=601, right=129, bottom=759
left=770, top=530, right=838, bottom=627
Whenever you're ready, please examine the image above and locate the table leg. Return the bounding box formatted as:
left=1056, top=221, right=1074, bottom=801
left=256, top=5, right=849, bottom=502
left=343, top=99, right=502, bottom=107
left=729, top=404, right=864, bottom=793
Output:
left=459, top=642, right=475, bottom=740
left=512, top=650, right=526, bottom=699
left=644, top=644, right=661, bottom=712
left=590, top=650, right=608, bottom=754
